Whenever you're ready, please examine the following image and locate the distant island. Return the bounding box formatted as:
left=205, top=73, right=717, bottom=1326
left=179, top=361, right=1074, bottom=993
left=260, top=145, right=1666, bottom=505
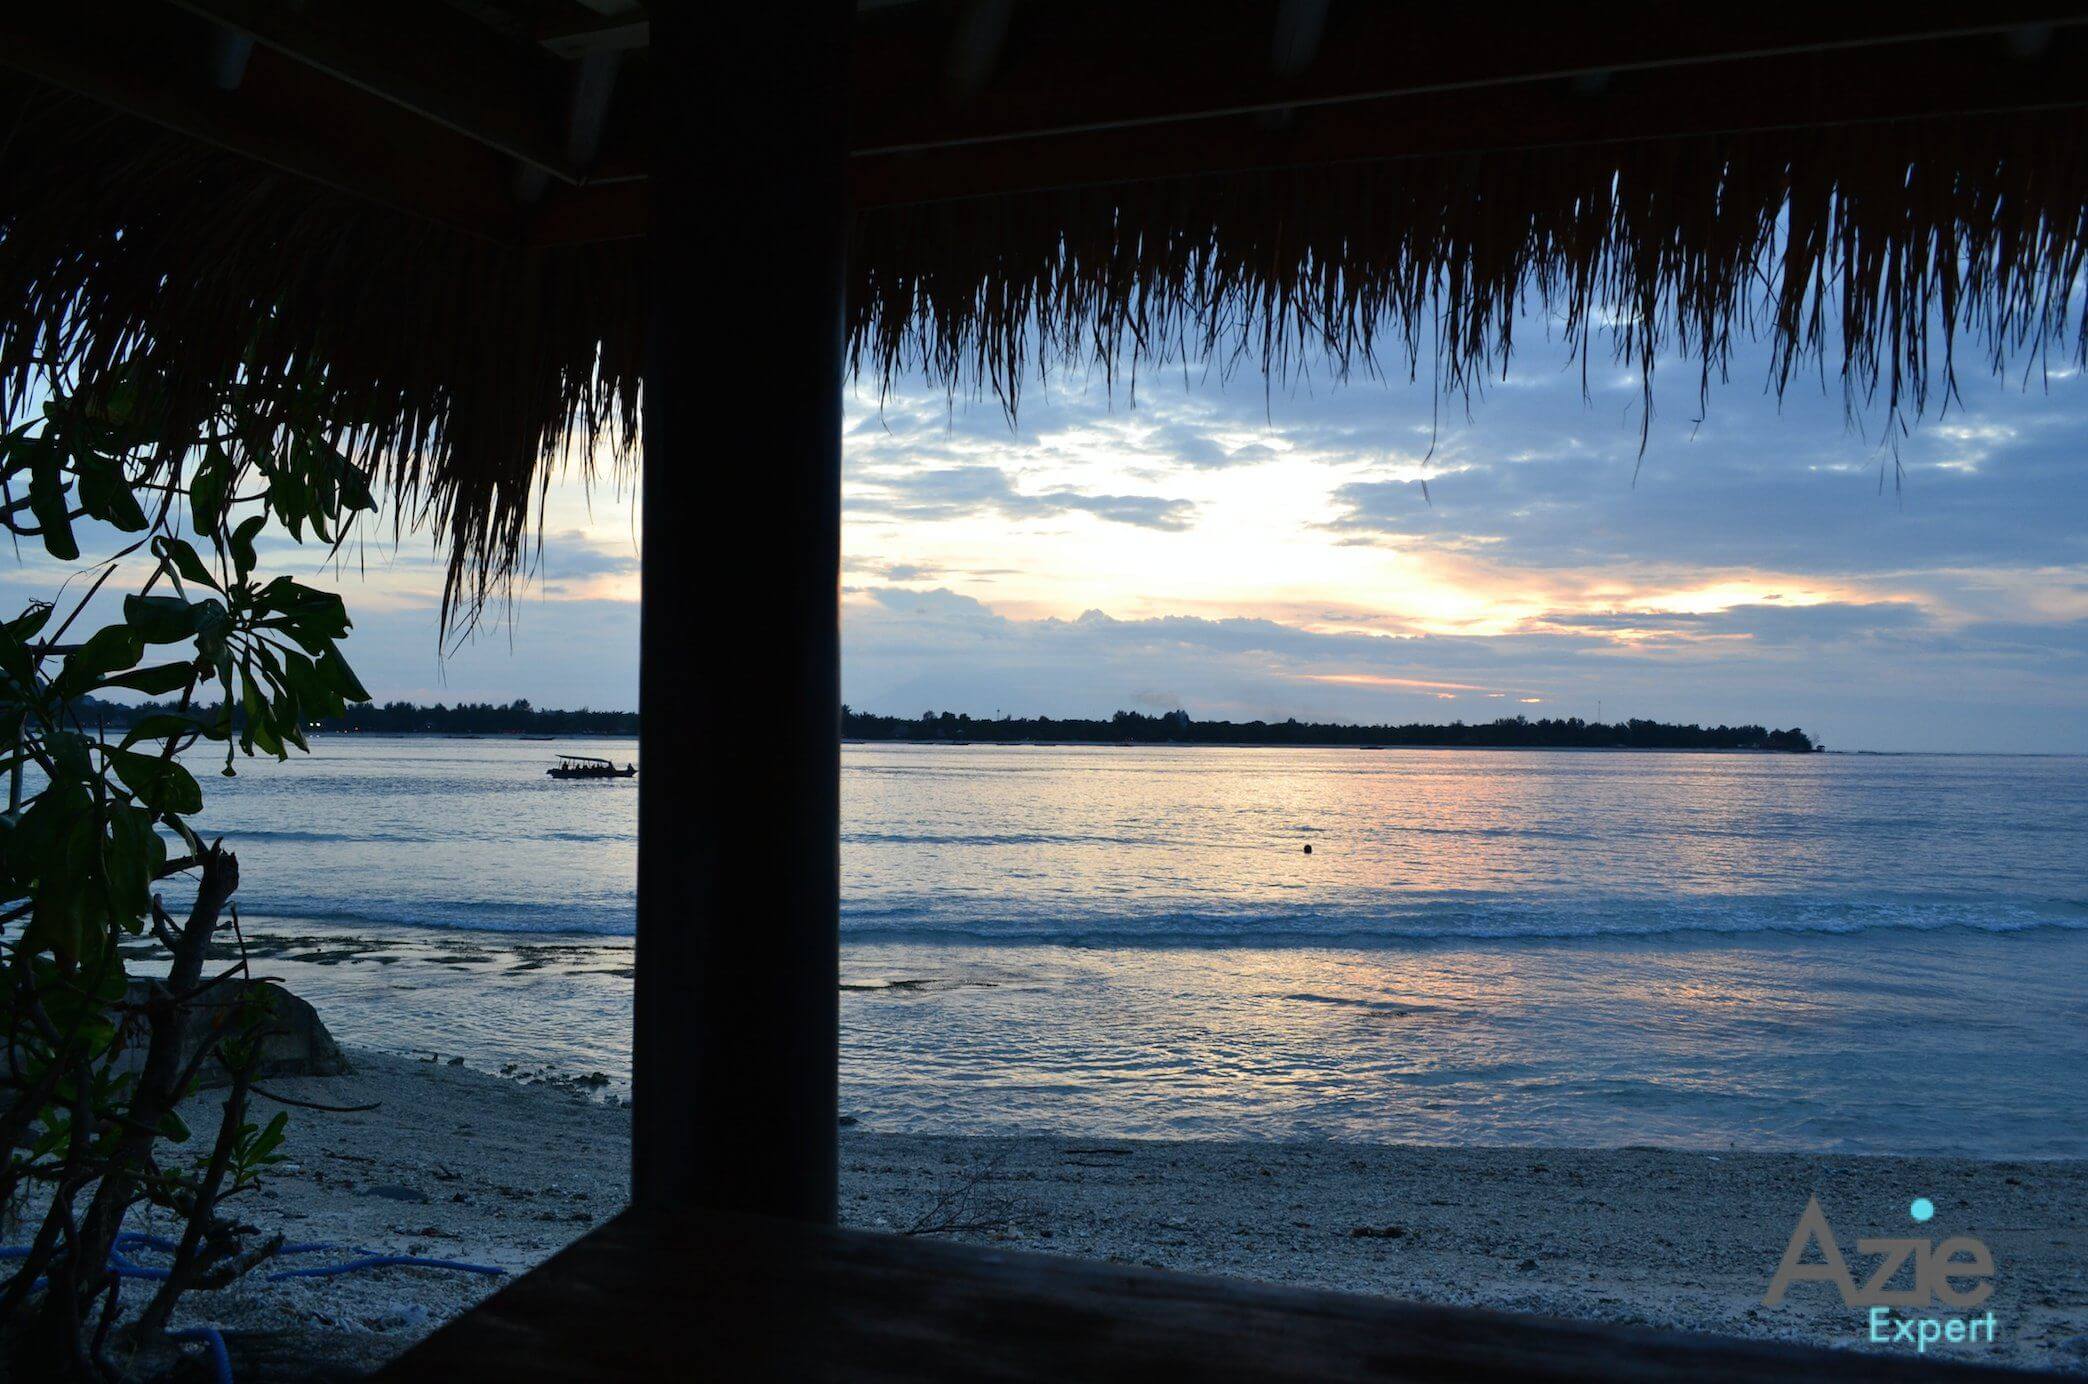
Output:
left=77, top=697, right=639, bottom=737
left=845, top=707, right=1819, bottom=753
left=73, top=698, right=1816, bottom=751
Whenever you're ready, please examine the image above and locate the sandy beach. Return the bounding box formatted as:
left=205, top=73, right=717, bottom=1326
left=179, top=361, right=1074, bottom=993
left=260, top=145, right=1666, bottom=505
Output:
left=153, top=1048, right=2088, bottom=1375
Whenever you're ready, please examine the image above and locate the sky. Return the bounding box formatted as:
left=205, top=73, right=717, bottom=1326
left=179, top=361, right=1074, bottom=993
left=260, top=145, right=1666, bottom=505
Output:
left=7, top=317, right=2085, bottom=753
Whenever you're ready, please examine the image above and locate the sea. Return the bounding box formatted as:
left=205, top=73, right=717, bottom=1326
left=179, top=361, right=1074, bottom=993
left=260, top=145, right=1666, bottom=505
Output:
left=185, top=737, right=2088, bottom=1157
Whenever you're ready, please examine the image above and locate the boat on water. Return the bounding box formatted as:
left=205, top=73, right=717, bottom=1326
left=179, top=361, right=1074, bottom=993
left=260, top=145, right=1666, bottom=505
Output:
left=546, top=754, right=637, bottom=780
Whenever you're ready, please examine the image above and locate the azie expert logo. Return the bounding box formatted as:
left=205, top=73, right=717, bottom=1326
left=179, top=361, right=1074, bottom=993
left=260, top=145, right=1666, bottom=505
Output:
left=1763, top=1195, right=1999, bottom=1353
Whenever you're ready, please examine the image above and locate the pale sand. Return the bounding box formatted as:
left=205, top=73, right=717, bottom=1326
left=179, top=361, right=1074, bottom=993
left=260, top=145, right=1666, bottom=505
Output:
left=163, top=1050, right=2087, bottom=1375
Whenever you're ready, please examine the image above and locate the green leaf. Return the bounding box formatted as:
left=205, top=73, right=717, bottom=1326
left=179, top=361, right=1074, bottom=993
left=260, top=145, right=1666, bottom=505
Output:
left=45, top=730, right=94, bottom=783
left=230, top=514, right=265, bottom=579
left=24, top=858, right=87, bottom=960
left=262, top=650, right=311, bottom=753
left=316, top=646, right=369, bottom=703
left=88, top=951, right=132, bottom=1003
left=0, top=601, right=53, bottom=682
left=153, top=536, right=221, bottom=593
left=279, top=648, right=345, bottom=719
left=122, top=594, right=203, bottom=645
left=191, top=599, right=232, bottom=668
left=56, top=626, right=143, bottom=698
left=3, top=601, right=53, bottom=645
left=0, top=418, right=38, bottom=477
left=253, top=1111, right=288, bottom=1160
left=240, top=667, right=284, bottom=758
left=190, top=443, right=230, bottom=534
left=265, top=462, right=307, bottom=542
left=213, top=639, right=235, bottom=708
left=26, top=440, right=78, bottom=561
left=253, top=642, right=295, bottom=719
left=255, top=578, right=351, bottom=641
left=76, top=454, right=148, bottom=531
left=97, top=662, right=197, bottom=697
left=118, top=711, right=210, bottom=748
left=103, top=803, right=157, bottom=919
left=337, top=455, right=376, bottom=514
left=107, top=747, right=204, bottom=814
left=11, top=779, right=90, bottom=874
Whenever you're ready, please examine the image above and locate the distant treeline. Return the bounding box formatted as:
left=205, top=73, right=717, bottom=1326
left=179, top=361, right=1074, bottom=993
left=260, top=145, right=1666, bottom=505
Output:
left=69, top=699, right=1815, bottom=751
left=76, top=697, right=638, bottom=736
left=844, top=707, right=1819, bottom=752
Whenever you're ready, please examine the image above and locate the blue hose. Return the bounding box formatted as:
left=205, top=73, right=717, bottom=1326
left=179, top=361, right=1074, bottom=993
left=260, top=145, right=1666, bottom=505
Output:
left=4, top=1232, right=508, bottom=1381
left=105, top=1230, right=506, bottom=1279
left=167, top=1326, right=233, bottom=1384
left=267, top=1253, right=506, bottom=1281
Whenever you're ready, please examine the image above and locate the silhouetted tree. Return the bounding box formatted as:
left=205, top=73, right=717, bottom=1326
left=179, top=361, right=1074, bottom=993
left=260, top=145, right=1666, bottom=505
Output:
left=841, top=708, right=1815, bottom=752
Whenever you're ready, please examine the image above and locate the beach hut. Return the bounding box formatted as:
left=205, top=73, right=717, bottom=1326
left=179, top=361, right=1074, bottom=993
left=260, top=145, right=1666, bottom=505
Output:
left=3, top=3, right=2082, bottom=1376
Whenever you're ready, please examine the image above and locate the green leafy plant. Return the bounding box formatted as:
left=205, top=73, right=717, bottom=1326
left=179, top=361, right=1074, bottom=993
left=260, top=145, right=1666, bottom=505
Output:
left=0, top=360, right=371, bottom=1378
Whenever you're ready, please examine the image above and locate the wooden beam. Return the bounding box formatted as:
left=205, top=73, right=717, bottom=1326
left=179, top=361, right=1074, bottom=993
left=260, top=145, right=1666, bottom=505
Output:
left=384, top=1207, right=2036, bottom=1380
left=634, top=5, right=848, bottom=1221
left=852, top=28, right=2088, bottom=209
left=851, top=0, right=2088, bottom=156
left=524, top=30, right=2088, bottom=237
left=12, top=0, right=2088, bottom=245
left=0, top=0, right=524, bottom=241
left=166, top=0, right=582, bottom=181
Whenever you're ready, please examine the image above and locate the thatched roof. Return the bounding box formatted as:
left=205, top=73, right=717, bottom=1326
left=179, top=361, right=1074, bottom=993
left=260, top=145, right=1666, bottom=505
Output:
left=4, top=4, right=2088, bottom=617
left=0, top=86, right=646, bottom=613
left=851, top=112, right=2088, bottom=417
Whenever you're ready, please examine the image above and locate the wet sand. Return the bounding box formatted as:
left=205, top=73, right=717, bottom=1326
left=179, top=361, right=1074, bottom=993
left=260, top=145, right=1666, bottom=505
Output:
left=162, top=1050, right=2087, bottom=1375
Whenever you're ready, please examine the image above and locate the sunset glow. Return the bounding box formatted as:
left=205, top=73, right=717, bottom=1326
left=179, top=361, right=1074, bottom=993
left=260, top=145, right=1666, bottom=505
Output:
left=15, top=327, right=2072, bottom=752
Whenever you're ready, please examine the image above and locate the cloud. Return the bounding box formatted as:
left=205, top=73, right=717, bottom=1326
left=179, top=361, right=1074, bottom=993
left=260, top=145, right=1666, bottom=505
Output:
left=1532, top=600, right=1928, bottom=646
left=1317, top=367, right=2088, bottom=577
left=524, top=530, right=640, bottom=600
left=824, top=329, right=2088, bottom=751
left=851, top=465, right=1198, bottom=531
left=534, top=530, right=637, bottom=577
left=1049, top=491, right=1198, bottom=529
left=843, top=584, right=2087, bottom=751
left=16, top=301, right=2070, bottom=751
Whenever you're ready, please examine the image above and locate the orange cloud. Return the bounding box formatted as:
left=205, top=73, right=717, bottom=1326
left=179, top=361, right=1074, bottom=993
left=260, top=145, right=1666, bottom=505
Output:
left=1299, top=672, right=1512, bottom=695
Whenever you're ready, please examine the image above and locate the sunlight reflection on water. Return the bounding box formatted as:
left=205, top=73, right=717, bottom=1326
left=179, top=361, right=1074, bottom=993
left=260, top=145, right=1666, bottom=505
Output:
left=179, top=739, right=2087, bottom=1154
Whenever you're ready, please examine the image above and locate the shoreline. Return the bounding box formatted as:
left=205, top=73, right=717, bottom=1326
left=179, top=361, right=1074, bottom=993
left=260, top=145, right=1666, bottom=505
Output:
left=291, top=732, right=2080, bottom=756
left=298, top=732, right=1819, bottom=755
left=164, top=1049, right=2087, bottom=1375
left=217, top=922, right=2088, bottom=1160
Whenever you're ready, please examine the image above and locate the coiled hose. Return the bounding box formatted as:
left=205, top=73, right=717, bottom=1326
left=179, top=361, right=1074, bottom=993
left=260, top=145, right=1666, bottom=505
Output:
left=4, top=1232, right=508, bottom=1384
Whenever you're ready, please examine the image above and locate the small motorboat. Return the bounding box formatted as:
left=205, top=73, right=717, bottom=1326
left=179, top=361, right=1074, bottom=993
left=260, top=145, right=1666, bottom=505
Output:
left=546, top=754, right=637, bottom=780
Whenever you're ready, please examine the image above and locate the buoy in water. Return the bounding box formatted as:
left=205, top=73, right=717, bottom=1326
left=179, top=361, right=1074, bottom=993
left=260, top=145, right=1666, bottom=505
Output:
left=1302, top=843, right=1313, bottom=855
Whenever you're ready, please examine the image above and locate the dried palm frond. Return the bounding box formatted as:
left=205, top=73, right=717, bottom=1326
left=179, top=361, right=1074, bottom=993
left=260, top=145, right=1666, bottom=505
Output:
left=3, top=77, right=2083, bottom=625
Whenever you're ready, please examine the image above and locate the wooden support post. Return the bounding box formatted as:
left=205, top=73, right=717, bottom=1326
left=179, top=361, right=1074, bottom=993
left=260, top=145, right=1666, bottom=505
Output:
left=635, top=5, right=850, bottom=1221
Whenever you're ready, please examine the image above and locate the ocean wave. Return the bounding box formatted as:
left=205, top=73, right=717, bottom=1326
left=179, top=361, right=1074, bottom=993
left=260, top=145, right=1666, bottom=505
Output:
left=834, top=895, right=2088, bottom=947
left=845, top=830, right=1176, bottom=847
left=179, top=826, right=631, bottom=846
left=842, top=823, right=1610, bottom=847
left=207, top=890, right=2088, bottom=947
left=222, top=896, right=636, bottom=936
